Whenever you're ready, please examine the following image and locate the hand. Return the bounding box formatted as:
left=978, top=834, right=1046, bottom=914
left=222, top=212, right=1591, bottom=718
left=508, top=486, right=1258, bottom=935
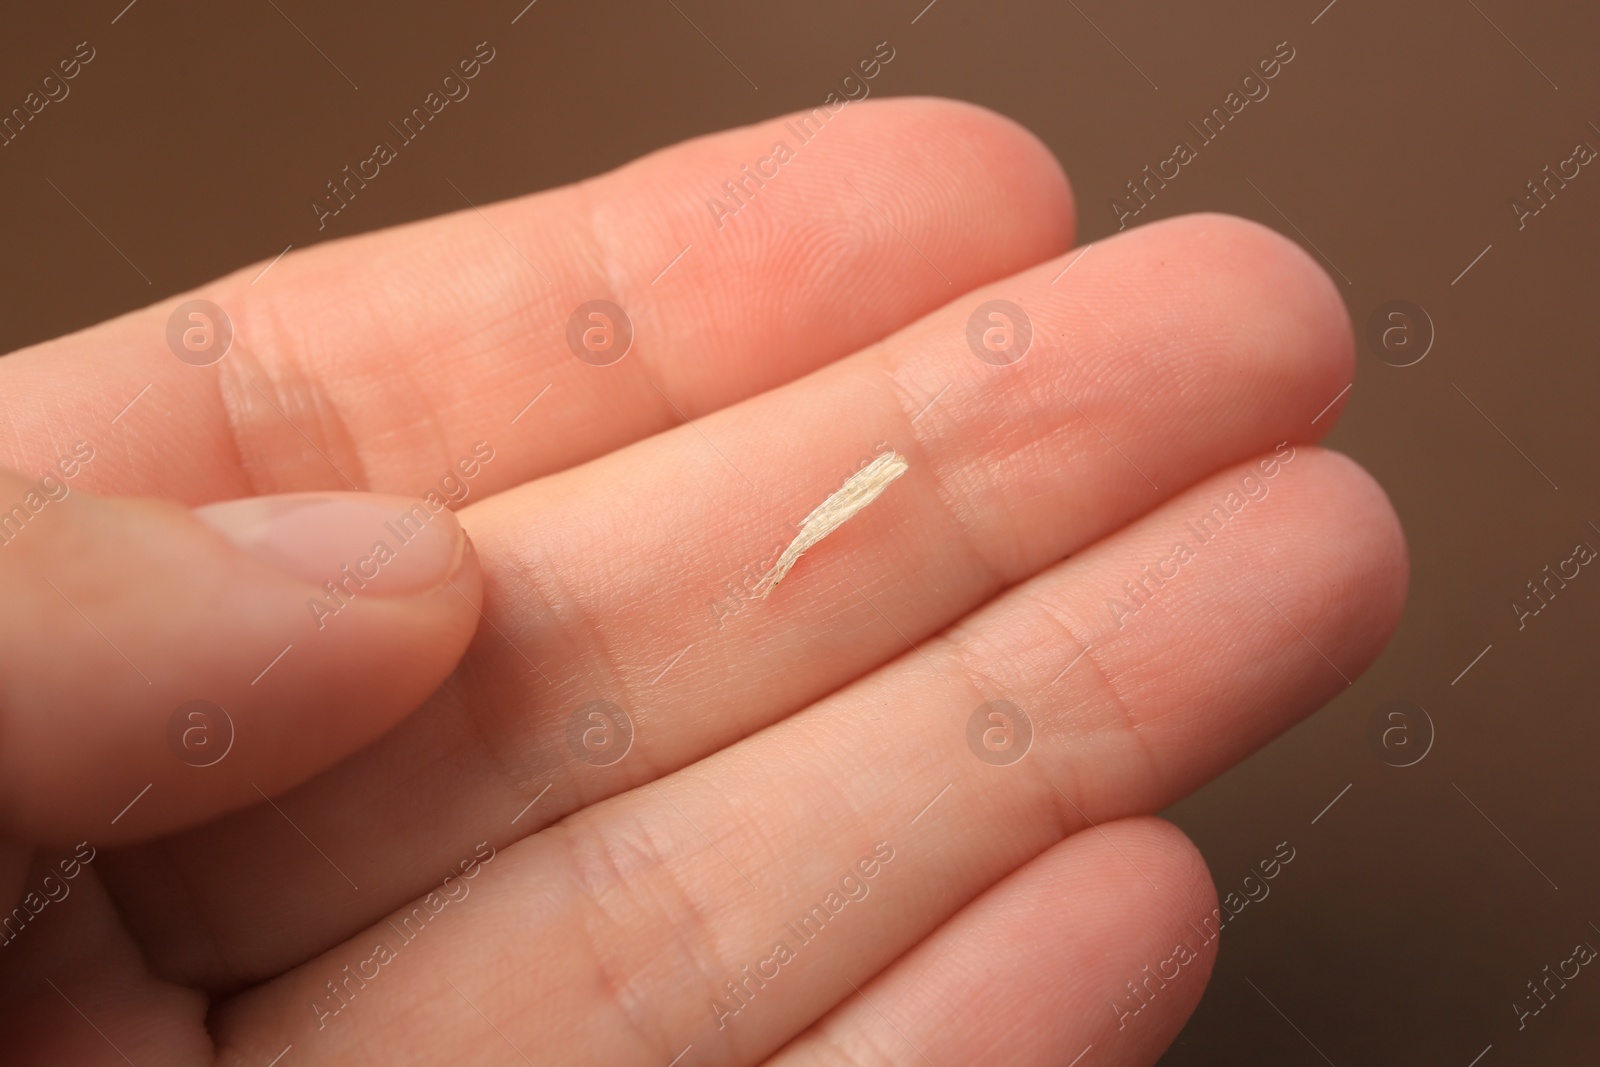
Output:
left=0, top=99, right=1405, bottom=1066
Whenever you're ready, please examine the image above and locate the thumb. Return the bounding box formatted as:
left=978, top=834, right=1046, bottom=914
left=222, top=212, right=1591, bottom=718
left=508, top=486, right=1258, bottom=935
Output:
left=0, top=468, right=483, bottom=846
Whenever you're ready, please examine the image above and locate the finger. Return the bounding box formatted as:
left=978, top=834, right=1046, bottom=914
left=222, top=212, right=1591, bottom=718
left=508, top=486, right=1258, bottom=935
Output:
left=208, top=449, right=1404, bottom=1065
left=0, top=469, right=482, bottom=845
left=0, top=98, right=1073, bottom=504
left=105, top=212, right=1354, bottom=987
left=767, top=818, right=1217, bottom=1067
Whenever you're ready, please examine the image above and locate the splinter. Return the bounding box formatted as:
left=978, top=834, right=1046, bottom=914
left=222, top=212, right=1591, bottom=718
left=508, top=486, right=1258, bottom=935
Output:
left=752, top=451, right=909, bottom=598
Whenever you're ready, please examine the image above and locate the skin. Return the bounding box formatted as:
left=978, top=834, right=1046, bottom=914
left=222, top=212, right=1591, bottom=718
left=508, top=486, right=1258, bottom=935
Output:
left=0, top=98, right=1407, bottom=1065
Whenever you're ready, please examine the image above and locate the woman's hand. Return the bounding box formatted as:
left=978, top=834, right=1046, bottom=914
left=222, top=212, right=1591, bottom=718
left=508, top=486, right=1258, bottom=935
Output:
left=0, top=98, right=1406, bottom=1066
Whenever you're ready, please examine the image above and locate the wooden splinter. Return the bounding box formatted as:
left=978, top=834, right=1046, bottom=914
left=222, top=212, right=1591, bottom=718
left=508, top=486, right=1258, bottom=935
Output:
left=752, top=450, right=909, bottom=598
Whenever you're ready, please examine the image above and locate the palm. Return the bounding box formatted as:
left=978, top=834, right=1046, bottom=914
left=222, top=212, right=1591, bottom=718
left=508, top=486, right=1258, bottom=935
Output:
left=0, top=99, right=1403, bottom=1066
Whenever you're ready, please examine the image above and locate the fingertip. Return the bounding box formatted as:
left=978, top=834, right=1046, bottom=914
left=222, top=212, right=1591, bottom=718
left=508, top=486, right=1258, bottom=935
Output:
left=1054, top=817, right=1221, bottom=1058
left=1120, top=213, right=1356, bottom=439
left=0, top=483, right=486, bottom=845
left=1285, top=447, right=1411, bottom=646
left=1105, top=815, right=1222, bottom=979
left=867, top=96, right=1077, bottom=250
left=712, top=95, right=1078, bottom=280
left=193, top=492, right=470, bottom=597
left=1056, top=816, right=1219, bottom=963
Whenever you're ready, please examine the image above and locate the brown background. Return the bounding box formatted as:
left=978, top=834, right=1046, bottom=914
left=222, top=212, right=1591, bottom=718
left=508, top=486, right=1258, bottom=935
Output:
left=4, top=0, right=1599, bottom=1061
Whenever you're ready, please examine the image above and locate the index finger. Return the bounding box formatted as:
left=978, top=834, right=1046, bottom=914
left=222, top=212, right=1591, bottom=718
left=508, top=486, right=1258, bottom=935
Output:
left=0, top=98, right=1074, bottom=505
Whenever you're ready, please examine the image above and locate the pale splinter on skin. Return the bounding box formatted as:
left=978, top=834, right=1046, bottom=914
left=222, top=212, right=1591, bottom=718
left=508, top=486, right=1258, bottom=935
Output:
left=752, top=451, right=910, bottom=598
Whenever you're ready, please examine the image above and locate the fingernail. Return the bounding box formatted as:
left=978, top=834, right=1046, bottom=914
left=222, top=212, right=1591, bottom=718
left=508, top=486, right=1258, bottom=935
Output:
left=194, top=493, right=468, bottom=596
